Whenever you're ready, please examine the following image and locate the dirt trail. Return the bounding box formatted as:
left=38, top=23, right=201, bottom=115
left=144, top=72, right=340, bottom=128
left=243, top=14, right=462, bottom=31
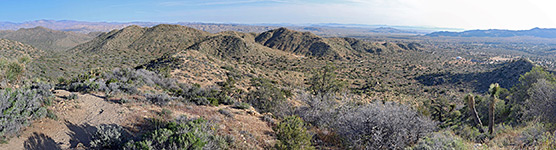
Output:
left=1, top=90, right=132, bottom=150
left=2, top=90, right=276, bottom=150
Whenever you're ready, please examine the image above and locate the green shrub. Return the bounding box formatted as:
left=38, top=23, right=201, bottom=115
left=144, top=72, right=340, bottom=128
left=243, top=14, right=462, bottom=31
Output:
left=538, top=131, right=556, bottom=149
left=123, top=117, right=228, bottom=150
left=247, top=78, right=290, bottom=117
left=46, top=109, right=57, bottom=120
left=233, top=102, right=251, bottom=110
left=455, top=124, right=489, bottom=143
left=0, top=87, right=51, bottom=141
left=409, top=130, right=467, bottom=150
left=332, top=102, right=436, bottom=149
left=274, top=116, right=314, bottom=150
left=218, top=109, right=234, bottom=118
left=90, top=124, right=129, bottom=149
left=518, top=122, right=546, bottom=147
left=67, top=93, right=78, bottom=100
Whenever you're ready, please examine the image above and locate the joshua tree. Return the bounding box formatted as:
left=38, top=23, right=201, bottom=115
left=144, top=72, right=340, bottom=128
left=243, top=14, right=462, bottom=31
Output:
left=465, top=94, right=484, bottom=133
left=488, top=83, right=500, bottom=134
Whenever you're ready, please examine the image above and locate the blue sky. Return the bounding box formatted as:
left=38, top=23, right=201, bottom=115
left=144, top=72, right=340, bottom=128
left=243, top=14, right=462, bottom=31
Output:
left=1, top=0, right=556, bottom=30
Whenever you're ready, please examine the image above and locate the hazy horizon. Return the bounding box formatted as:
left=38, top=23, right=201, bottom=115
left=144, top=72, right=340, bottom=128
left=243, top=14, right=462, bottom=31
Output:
left=2, top=0, right=556, bottom=30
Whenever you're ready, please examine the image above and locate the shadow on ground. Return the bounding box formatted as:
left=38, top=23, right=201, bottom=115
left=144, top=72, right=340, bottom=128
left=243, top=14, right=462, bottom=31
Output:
left=65, top=121, right=97, bottom=148
left=415, top=59, right=533, bottom=92
left=24, top=132, right=61, bottom=150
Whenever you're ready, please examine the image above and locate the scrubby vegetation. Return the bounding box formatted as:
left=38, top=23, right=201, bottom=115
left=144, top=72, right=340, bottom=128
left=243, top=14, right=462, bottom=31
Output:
left=0, top=83, right=53, bottom=142
left=123, top=117, right=228, bottom=150
left=2, top=24, right=556, bottom=149
left=273, top=116, right=313, bottom=150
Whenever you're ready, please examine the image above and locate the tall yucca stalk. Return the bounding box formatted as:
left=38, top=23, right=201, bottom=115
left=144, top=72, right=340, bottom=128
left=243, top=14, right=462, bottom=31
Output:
left=466, top=94, right=484, bottom=133
left=488, top=83, right=500, bottom=134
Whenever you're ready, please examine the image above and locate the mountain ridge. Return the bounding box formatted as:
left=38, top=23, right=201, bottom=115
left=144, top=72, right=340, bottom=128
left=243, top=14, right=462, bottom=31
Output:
left=426, top=27, right=556, bottom=38
left=0, top=26, right=95, bottom=51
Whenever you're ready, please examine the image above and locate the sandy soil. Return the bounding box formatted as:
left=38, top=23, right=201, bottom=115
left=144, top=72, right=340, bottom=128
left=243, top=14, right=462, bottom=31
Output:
left=1, top=90, right=276, bottom=150
left=1, top=90, right=132, bottom=150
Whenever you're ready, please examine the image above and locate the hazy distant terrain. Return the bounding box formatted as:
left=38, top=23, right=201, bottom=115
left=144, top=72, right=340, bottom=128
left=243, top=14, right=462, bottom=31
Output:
left=0, top=20, right=443, bottom=36
left=427, top=27, right=556, bottom=38
left=0, top=26, right=95, bottom=51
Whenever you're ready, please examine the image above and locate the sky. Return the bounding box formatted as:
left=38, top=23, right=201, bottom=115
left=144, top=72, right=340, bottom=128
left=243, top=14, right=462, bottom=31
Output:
left=1, top=0, right=556, bottom=30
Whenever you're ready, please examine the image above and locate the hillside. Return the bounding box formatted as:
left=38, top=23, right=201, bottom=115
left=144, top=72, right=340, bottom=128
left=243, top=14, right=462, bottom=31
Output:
left=427, top=27, right=556, bottom=38
left=0, top=26, right=95, bottom=51
left=29, top=24, right=211, bottom=78
left=32, top=25, right=411, bottom=80
left=72, top=24, right=209, bottom=54
left=140, top=31, right=306, bottom=87
left=0, top=38, right=43, bottom=59
left=255, top=27, right=342, bottom=58
left=416, top=58, right=535, bottom=92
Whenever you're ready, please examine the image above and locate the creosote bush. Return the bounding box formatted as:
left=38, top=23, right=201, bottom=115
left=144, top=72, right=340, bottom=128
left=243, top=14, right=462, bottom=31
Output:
left=90, top=124, right=130, bottom=149
left=247, top=78, right=291, bottom=118
left=332, top=102, right=436, bottom=149
left=274, top=115, right=314, bottom=150
left=65, top=68, right=236, bottom=106
left=409, top=130, right=467, bottom=150
left=0, top=83, right=53, bottom=142
left=123, top=117, right=228, bottom=150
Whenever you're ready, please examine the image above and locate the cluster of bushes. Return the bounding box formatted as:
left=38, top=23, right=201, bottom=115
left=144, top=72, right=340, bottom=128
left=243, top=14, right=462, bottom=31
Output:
left=88, top=117, right=229, bottom=150
left=420, top=66, right=556, bottom=148
left=65, top=68, right=174, bottom=96
left=408, top=130, right=468, bottom=150
left=64, top=68, right=235, bottom=106
left=247, top=78, right=292, bottom=118
left=169, top=83, right=235, bottom=106
left=0, top=83, right=53, bottom=142
left=295, top=92, right=437, bottom=149
left=129, top=117, right=228, bottom=149
left=273, top=116, right=313, bottom=150
left=0, top=57, right=29, bottom=88
left=332, top=102, right=437, bottom=149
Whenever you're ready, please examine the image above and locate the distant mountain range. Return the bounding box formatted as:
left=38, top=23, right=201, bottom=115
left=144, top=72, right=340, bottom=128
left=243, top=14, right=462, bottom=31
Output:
left=0, top=20, right=439, bottom=35
left=0, top=20, right=158, bottom=33
left=426, top=27, right=556, bottom=38
left=0, top=26, right=96, bottom=51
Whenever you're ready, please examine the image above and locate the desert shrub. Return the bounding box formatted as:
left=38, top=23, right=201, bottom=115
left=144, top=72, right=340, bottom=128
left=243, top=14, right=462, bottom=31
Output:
left=247, top=78, right=291, bottom=118
left=307, top=64, right=347, bottom=95
left=332, top=102, right=436, bottom=149
left=518, top=122, right=546, bottom=147
left=144, top=93, right=177, bottom=106
left=522, top=79, right=556, bottom=124
left=0, top=87, right=52, bottom=141
left=90, top=124, right=130, bottom=149
left=123, top=117, right=228, bottom=150
left=67, top=93, right=78, bottom=100
left=453, top=124, right=489, bottom=143
left=274, top=115, right=314, bottom=150
left=66, top=68, right=236, bottom=106
left=538, top=131, right=556, bottom=149
left=172, top=83, right=235, bottom=106
left=295, top=92, right=338, bottom=127
left=218, top=109, right=234, bottom=118
left=409, top=130, right=467, bottom=150
left=423, top=97, right=462, bottom=128
left=232, top=102, right=251, bottom=110
left=508, top=66, right=556, bottom=123
left=46, top=109, right=57, bottom=120
left=66, top=68, right=176, bottom=95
